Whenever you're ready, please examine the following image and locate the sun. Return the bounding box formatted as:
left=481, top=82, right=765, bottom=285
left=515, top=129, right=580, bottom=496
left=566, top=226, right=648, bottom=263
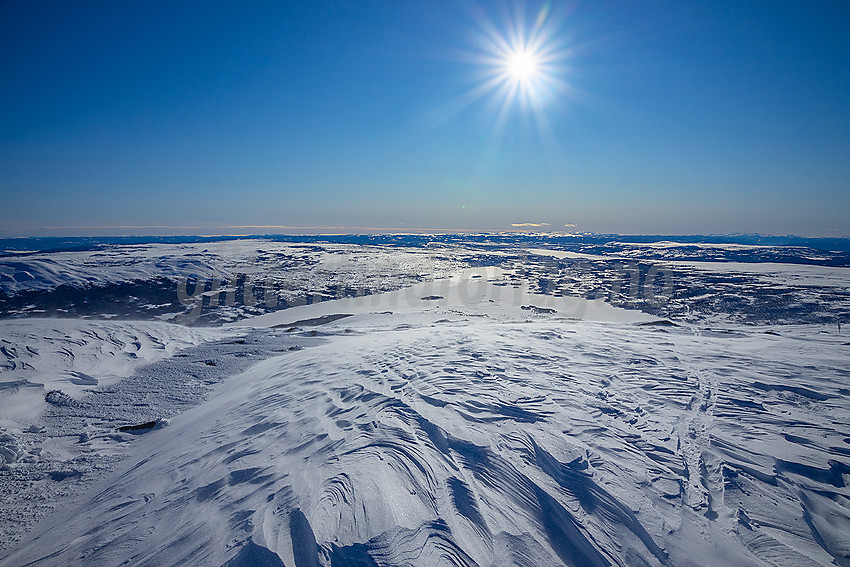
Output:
left=423, top=2, right=572, bottom=150
left=462, top=3, right=570, bottom=113
left=507, top=51, right=538, bottom=80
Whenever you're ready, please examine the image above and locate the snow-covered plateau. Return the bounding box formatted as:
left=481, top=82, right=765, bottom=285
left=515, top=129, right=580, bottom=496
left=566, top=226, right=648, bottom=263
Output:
left=0, top=236, right=848, bottom=566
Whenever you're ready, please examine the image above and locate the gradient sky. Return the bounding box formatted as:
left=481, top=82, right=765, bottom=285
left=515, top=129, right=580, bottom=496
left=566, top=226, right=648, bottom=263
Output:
left=1, top=1, right=849, bottom=237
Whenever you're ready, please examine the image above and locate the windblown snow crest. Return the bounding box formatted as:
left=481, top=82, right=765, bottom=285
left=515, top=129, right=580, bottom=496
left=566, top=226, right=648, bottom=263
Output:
left=3, top=307, right=848, bottom=567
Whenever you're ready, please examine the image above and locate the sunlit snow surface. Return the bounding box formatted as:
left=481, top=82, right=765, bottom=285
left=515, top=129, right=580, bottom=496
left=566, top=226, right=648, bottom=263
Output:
left=0, top=237, right=848, bottom=566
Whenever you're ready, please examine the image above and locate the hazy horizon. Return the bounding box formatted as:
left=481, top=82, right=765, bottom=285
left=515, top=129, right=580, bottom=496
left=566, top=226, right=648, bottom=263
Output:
left=2, top=225, right=850, bottom=240
left=2, top=224, right=850, bottom=240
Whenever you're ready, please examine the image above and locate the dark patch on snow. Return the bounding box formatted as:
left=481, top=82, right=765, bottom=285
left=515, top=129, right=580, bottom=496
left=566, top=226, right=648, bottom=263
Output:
left=637, top=319, right=679, bottom=327
left=326, top=543, right=379, bottom=566
left=752, top=381, right=831, bottom=401
left=224, top=539, right=285, bottom=567
left=196, top=478, right=226, bottom=502
left=44, top=390, right=75, bottom=407
left=274, top=314, right=353, bottom=328
left=241, top=421, right=284, bottom=436
left=520, top=305, right=557, bottom=314
left=448, top=477, right=488, bottom=534
left=48, top=470, right=82, bottom=482
left=775, top=459, right=850, bottom=488
left=290, top=508, right=319, bottom=567
left=117, top=420, right=159, bottom=433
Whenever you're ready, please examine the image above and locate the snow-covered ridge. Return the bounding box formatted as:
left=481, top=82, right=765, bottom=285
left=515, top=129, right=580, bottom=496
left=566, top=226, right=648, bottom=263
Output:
left=0, top=240, right=464, bottom=325
left=0, top=240, right=464, bottom=297
left=0, top=238, right=848, bottom=566
left=1, top=270, right=848, bottom=566
left=0, top=243, right=229, bottom=295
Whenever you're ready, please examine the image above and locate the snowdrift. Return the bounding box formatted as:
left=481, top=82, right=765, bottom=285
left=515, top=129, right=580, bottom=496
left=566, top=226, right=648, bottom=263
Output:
left=2, top=273, right=848, bottom=566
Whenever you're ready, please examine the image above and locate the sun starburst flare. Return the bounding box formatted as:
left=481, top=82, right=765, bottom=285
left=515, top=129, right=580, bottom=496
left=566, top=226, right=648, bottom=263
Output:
left=420, top=1, right=575, bottom=165
left=473, top=2, right=571, bottom=112
left=416, top=3, right=574, bottom=164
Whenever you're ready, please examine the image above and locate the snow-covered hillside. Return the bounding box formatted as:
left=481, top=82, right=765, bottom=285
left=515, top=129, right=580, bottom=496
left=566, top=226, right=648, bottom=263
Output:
left=0, top=240, right=464, bottom=324
left=1, top=270, right=848, bottom=566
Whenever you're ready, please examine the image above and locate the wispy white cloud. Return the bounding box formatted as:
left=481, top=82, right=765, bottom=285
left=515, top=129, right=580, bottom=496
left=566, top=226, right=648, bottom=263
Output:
left=564, top=223, right=576, bottom=228
left=511, top=222, right=550, bottom=228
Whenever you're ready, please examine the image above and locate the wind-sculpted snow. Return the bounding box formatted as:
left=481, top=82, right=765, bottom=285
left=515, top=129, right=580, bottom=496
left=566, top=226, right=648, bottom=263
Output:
left=0, top=319, right=224, bottom=392
left=0, top=319, right=248, bottom=547
left=3, top=306, right=848, bottom=566
left=0, top=237, right=848, bottom=566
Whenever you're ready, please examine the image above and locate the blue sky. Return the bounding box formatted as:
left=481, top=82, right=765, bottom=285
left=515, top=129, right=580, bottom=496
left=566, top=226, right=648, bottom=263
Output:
left=1, top=1, right=849, bottom=236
